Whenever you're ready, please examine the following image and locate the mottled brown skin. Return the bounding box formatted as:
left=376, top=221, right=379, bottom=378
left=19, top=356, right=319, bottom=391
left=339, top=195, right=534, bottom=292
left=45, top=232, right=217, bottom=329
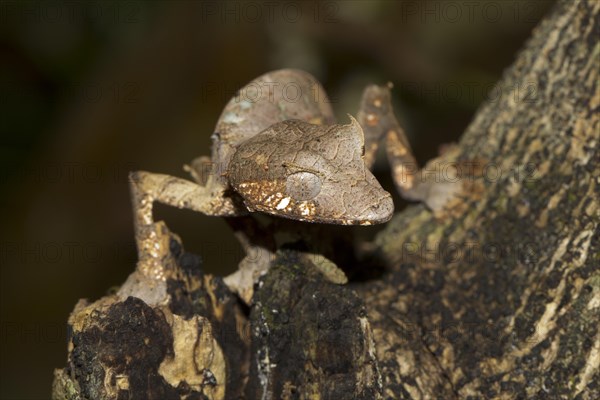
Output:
left=230, top=118, right=393, bottom=225
left=127, top=69, right=440, bottom=303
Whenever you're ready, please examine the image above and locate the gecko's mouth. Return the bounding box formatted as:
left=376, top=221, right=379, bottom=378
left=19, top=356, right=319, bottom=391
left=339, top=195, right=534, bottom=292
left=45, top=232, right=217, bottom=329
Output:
left=362, top=195, right=395, bottom=223
left=261, top=189, right=394, bottom=226
left=346, top=193, right=394, bottom=225
left=317, top=188, right=394, bottom=226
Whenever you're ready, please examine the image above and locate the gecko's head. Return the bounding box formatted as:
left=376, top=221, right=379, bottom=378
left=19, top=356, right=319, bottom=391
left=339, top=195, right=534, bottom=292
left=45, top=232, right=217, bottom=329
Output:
left=229, top=117, right=394, bottom=225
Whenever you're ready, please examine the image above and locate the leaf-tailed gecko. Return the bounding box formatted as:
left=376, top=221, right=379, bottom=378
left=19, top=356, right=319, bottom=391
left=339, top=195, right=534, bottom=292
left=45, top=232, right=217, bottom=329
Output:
left=122, top=69, right=461, bottom=304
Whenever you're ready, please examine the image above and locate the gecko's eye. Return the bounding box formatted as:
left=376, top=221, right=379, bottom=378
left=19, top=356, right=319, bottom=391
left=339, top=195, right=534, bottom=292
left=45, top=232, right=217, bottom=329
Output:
left=285, top=171, right=321, bottom=201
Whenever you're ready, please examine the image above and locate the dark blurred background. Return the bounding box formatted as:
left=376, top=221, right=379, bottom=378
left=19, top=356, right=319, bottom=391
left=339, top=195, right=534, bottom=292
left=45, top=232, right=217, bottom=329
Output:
left=0, top=1, right=554, bottom=398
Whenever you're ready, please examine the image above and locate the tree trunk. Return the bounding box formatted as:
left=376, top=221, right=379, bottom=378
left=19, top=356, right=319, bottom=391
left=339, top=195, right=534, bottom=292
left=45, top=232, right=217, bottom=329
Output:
left=53, top=0, right=599, bottom=399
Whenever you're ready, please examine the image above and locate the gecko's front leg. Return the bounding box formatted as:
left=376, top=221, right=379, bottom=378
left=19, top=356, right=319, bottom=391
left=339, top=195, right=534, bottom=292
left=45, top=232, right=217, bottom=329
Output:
left=119, top=169, right=244, bottom=304
left=358, top=84, right=463, bottom=211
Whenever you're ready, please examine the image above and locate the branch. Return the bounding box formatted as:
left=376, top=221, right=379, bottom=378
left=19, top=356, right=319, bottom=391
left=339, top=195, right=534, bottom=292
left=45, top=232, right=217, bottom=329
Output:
left=365, top=0, right=599, bottom=397
left=53, top=0, right=599, bottom=398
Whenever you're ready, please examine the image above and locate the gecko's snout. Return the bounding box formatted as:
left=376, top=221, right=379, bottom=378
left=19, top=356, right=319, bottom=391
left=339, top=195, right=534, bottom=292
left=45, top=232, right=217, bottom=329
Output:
left=355, top=193, right=394, bottom=225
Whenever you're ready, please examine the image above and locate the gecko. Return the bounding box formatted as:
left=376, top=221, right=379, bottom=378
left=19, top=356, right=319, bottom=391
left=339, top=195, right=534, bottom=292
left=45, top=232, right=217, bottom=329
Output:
left=122, top=69, right=461, bottom=305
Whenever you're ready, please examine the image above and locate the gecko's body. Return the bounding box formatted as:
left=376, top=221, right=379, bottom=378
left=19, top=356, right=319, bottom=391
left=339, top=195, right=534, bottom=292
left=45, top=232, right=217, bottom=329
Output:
left=125, top=69, right=456, bottom=304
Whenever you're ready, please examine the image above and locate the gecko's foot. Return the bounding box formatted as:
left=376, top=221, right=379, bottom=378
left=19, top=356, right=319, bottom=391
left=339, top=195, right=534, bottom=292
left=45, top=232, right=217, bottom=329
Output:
left=437, top=142, right=459, bottom=156
left=419, top=156, right=488, bottom=217
left=119, top=221, right=177, bottom=306
left=223, top=248, right=274, bottom=305
left=306, top=252, right=348, bottom=285
left=184, top=156, right=213, bottom=185
left=224, top=250, right=348, bottom=305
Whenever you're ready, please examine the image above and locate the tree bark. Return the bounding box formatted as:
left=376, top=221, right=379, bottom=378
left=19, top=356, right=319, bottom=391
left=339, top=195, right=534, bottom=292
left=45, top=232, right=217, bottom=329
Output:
left=53, top=0, right=599, bottom=399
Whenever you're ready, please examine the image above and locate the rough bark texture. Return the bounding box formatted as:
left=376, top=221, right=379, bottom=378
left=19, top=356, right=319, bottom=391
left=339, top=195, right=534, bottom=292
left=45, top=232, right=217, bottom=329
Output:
left=53, top=0, right=599, bottom=399
left=362, top=0, right=599, bottom=398
left=358, top=1, right=600, bottom=399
